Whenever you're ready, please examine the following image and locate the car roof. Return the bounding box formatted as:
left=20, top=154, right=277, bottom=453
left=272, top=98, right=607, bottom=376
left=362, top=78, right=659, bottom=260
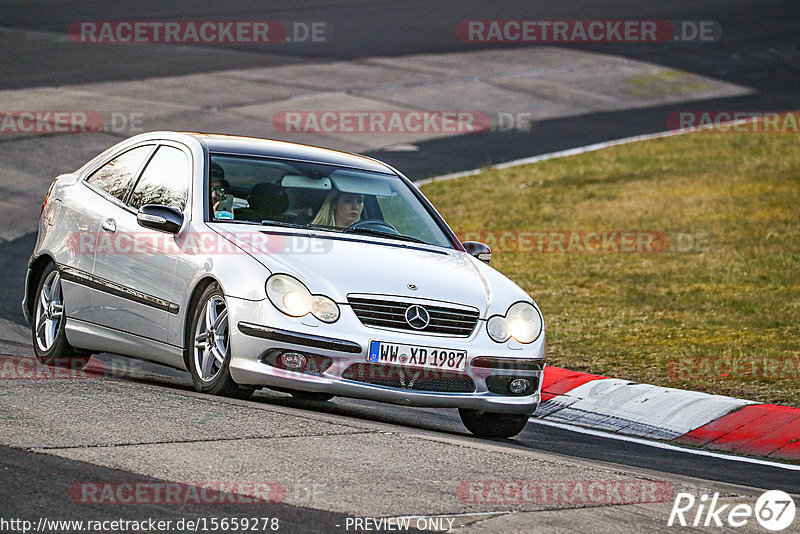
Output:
left=174, top=132, right=395, bottom=174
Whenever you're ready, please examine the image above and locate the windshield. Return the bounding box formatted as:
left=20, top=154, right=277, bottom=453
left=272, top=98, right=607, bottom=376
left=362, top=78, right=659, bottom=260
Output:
left=207, top=153, right=453, bottom=248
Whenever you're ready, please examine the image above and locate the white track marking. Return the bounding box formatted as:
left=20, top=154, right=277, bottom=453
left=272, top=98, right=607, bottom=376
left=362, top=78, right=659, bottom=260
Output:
left=529, top=418, right=800, bottom=471
left=415, top=129, right=689, bottom=185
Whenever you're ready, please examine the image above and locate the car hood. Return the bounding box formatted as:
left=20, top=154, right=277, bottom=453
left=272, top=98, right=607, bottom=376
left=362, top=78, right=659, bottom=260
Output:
left=212, top=226, right=530, bottom=315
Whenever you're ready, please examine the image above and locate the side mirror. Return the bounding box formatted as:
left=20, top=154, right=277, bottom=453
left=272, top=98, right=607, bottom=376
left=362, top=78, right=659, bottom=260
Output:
left=462, top=241, right=492, bottom=264
left=137, top=204, right=183, bottom=234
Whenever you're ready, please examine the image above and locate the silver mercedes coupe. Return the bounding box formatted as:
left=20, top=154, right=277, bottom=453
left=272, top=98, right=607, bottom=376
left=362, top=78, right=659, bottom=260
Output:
left=23, top=131, right=545, bottom=437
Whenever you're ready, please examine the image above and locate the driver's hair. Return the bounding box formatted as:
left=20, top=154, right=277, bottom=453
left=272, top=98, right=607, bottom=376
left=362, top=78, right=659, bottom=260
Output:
left=311, top=190, right=341, bottom=226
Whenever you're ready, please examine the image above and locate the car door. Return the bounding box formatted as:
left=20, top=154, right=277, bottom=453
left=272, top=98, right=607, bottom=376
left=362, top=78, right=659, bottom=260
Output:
left=90, top=143, right=191, bottom=345
left=67, top=144, right=156, bottom=324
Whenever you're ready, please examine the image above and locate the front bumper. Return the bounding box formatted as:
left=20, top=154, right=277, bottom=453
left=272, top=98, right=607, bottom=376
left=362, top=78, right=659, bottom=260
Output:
left=227, top=296, right=545, bottom=415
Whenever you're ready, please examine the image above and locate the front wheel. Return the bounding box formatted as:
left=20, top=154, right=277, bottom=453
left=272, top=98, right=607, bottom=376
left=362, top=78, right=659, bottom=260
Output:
left=187, top=283, right=254, bottom=399
left=458, top=409, right=529, bottom=438
left=31, top=264, right=90, bottom=370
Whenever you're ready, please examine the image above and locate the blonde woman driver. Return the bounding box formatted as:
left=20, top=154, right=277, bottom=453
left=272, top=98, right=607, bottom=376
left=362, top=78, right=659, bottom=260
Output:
left=311, top=190, right=364, bottom=227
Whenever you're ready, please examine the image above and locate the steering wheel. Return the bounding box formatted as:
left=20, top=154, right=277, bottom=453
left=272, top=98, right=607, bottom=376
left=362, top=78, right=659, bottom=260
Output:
left=346, top=219, right=399, bottom=234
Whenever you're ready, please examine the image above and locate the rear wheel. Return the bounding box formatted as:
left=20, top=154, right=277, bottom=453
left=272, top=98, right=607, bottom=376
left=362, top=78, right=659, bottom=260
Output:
left=188, top=283, right=254, bottom=399
left=31, top=264, right=90, bottom=370
left=458, top=409, right=529, bottom=438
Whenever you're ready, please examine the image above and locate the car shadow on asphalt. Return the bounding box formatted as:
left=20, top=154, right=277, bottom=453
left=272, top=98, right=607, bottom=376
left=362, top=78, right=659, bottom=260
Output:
left=0, top=232, right=36, bottom=325
left=91, top=353, right=486, bottom=439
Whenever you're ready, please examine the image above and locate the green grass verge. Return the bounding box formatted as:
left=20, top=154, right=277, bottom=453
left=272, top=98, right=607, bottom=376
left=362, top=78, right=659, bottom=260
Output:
left=421, top=129, right=800, bottom=407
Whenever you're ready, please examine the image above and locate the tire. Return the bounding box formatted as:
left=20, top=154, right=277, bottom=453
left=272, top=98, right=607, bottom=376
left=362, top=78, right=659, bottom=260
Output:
left=31, top=263, right=90, bottom=370
left=458, top=409, right=529, bottom=438
left=187, top=283, right=255, bottom=399
left=289, top=391, right=335, bottom=402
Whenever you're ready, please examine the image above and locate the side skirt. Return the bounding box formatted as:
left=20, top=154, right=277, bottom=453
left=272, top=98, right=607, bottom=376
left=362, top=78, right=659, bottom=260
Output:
left=65, top=318, right=187, bottom=371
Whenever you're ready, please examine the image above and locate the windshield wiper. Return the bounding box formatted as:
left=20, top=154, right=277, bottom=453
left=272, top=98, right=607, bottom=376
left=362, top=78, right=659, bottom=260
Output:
left=260, top=220, right=346, bottom=232
left=307, top=224, right=344, bottom=232
left=259, top=220, right=427, bottom=244
left=343, top=227, right=428, bottom=244
left=260, top=220, right=307, bottom=229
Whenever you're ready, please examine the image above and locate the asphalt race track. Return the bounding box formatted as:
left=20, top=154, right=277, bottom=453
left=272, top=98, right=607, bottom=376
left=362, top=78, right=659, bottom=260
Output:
left=1, top=1, right=799, bottom=532
left=1, top=0, right=799, bottom=176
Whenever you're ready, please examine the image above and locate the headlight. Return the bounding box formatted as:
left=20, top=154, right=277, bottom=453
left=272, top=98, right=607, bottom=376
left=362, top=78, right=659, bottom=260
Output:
left=311, top=295, right=340, bottom=323
left=266, top=274, right=340, bottom=322
left=506, top=302, right=541, bottom=343
left=267, top=275, right=312, bottom=317
left=487, top=315, right=511, bottom=343
left=487, top=301, right=542, bottom=344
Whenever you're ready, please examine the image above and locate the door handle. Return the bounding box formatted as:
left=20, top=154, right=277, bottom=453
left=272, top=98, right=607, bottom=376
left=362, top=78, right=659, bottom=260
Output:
left=101, top=218, right=117, bottom=234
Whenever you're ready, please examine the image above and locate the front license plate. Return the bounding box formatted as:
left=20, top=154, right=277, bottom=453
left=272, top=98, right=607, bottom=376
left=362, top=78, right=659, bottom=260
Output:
left=368, top=341, right=467, bottom=371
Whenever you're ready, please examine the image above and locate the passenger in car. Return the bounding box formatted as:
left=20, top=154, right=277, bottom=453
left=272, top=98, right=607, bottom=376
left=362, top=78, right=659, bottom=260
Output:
left=210, top=163, right=233, bottom=215
left=311, top=190, right=364, bottom=227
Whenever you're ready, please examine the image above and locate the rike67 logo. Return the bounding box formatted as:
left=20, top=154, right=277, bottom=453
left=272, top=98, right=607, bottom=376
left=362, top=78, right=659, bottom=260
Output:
left=668, top=490, right=796, bottom=531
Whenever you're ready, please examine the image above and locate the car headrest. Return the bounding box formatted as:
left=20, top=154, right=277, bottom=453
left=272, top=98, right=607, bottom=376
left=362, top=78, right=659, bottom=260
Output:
left=248, top=182, right=289, bottom=215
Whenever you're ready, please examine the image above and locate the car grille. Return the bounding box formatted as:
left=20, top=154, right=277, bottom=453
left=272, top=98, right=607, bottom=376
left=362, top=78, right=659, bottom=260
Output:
left=348, top=297, right=480, bottom=336
left=341, top=363, right=476, bottom=393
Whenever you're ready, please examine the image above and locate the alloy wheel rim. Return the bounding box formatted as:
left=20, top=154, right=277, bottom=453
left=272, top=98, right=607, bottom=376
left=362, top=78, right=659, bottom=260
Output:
left=193, top=295, right=229, bottom=382
left=35, top=270, right=65, bottom=352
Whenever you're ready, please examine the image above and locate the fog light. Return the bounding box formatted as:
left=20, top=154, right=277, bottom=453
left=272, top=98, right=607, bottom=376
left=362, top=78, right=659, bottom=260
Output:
left=508, top=378, right=531, bottom=394
left=280, top=352, right=307, bottom=370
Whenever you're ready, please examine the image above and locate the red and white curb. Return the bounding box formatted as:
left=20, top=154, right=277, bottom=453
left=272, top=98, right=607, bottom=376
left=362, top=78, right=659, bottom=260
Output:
left=533, top=367, right=800, bottom=462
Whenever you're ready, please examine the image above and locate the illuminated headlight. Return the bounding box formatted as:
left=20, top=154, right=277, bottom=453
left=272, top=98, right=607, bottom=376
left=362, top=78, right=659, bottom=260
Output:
left=487, top=301, right=542, bottom=344
left=266, top=274, right=340, bottom=322
left=506, top=302, right=541, bottom=343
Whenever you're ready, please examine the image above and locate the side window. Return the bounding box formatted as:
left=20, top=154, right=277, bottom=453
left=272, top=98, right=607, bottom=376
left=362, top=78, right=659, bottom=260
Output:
left=85, top=145, right=153, bottom=202
left=129, top=146, right=190, bottom=211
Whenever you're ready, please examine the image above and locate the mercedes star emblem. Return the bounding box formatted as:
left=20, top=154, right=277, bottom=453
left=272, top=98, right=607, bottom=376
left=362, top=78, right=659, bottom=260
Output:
left=404, top=305, right=430, bottom=329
